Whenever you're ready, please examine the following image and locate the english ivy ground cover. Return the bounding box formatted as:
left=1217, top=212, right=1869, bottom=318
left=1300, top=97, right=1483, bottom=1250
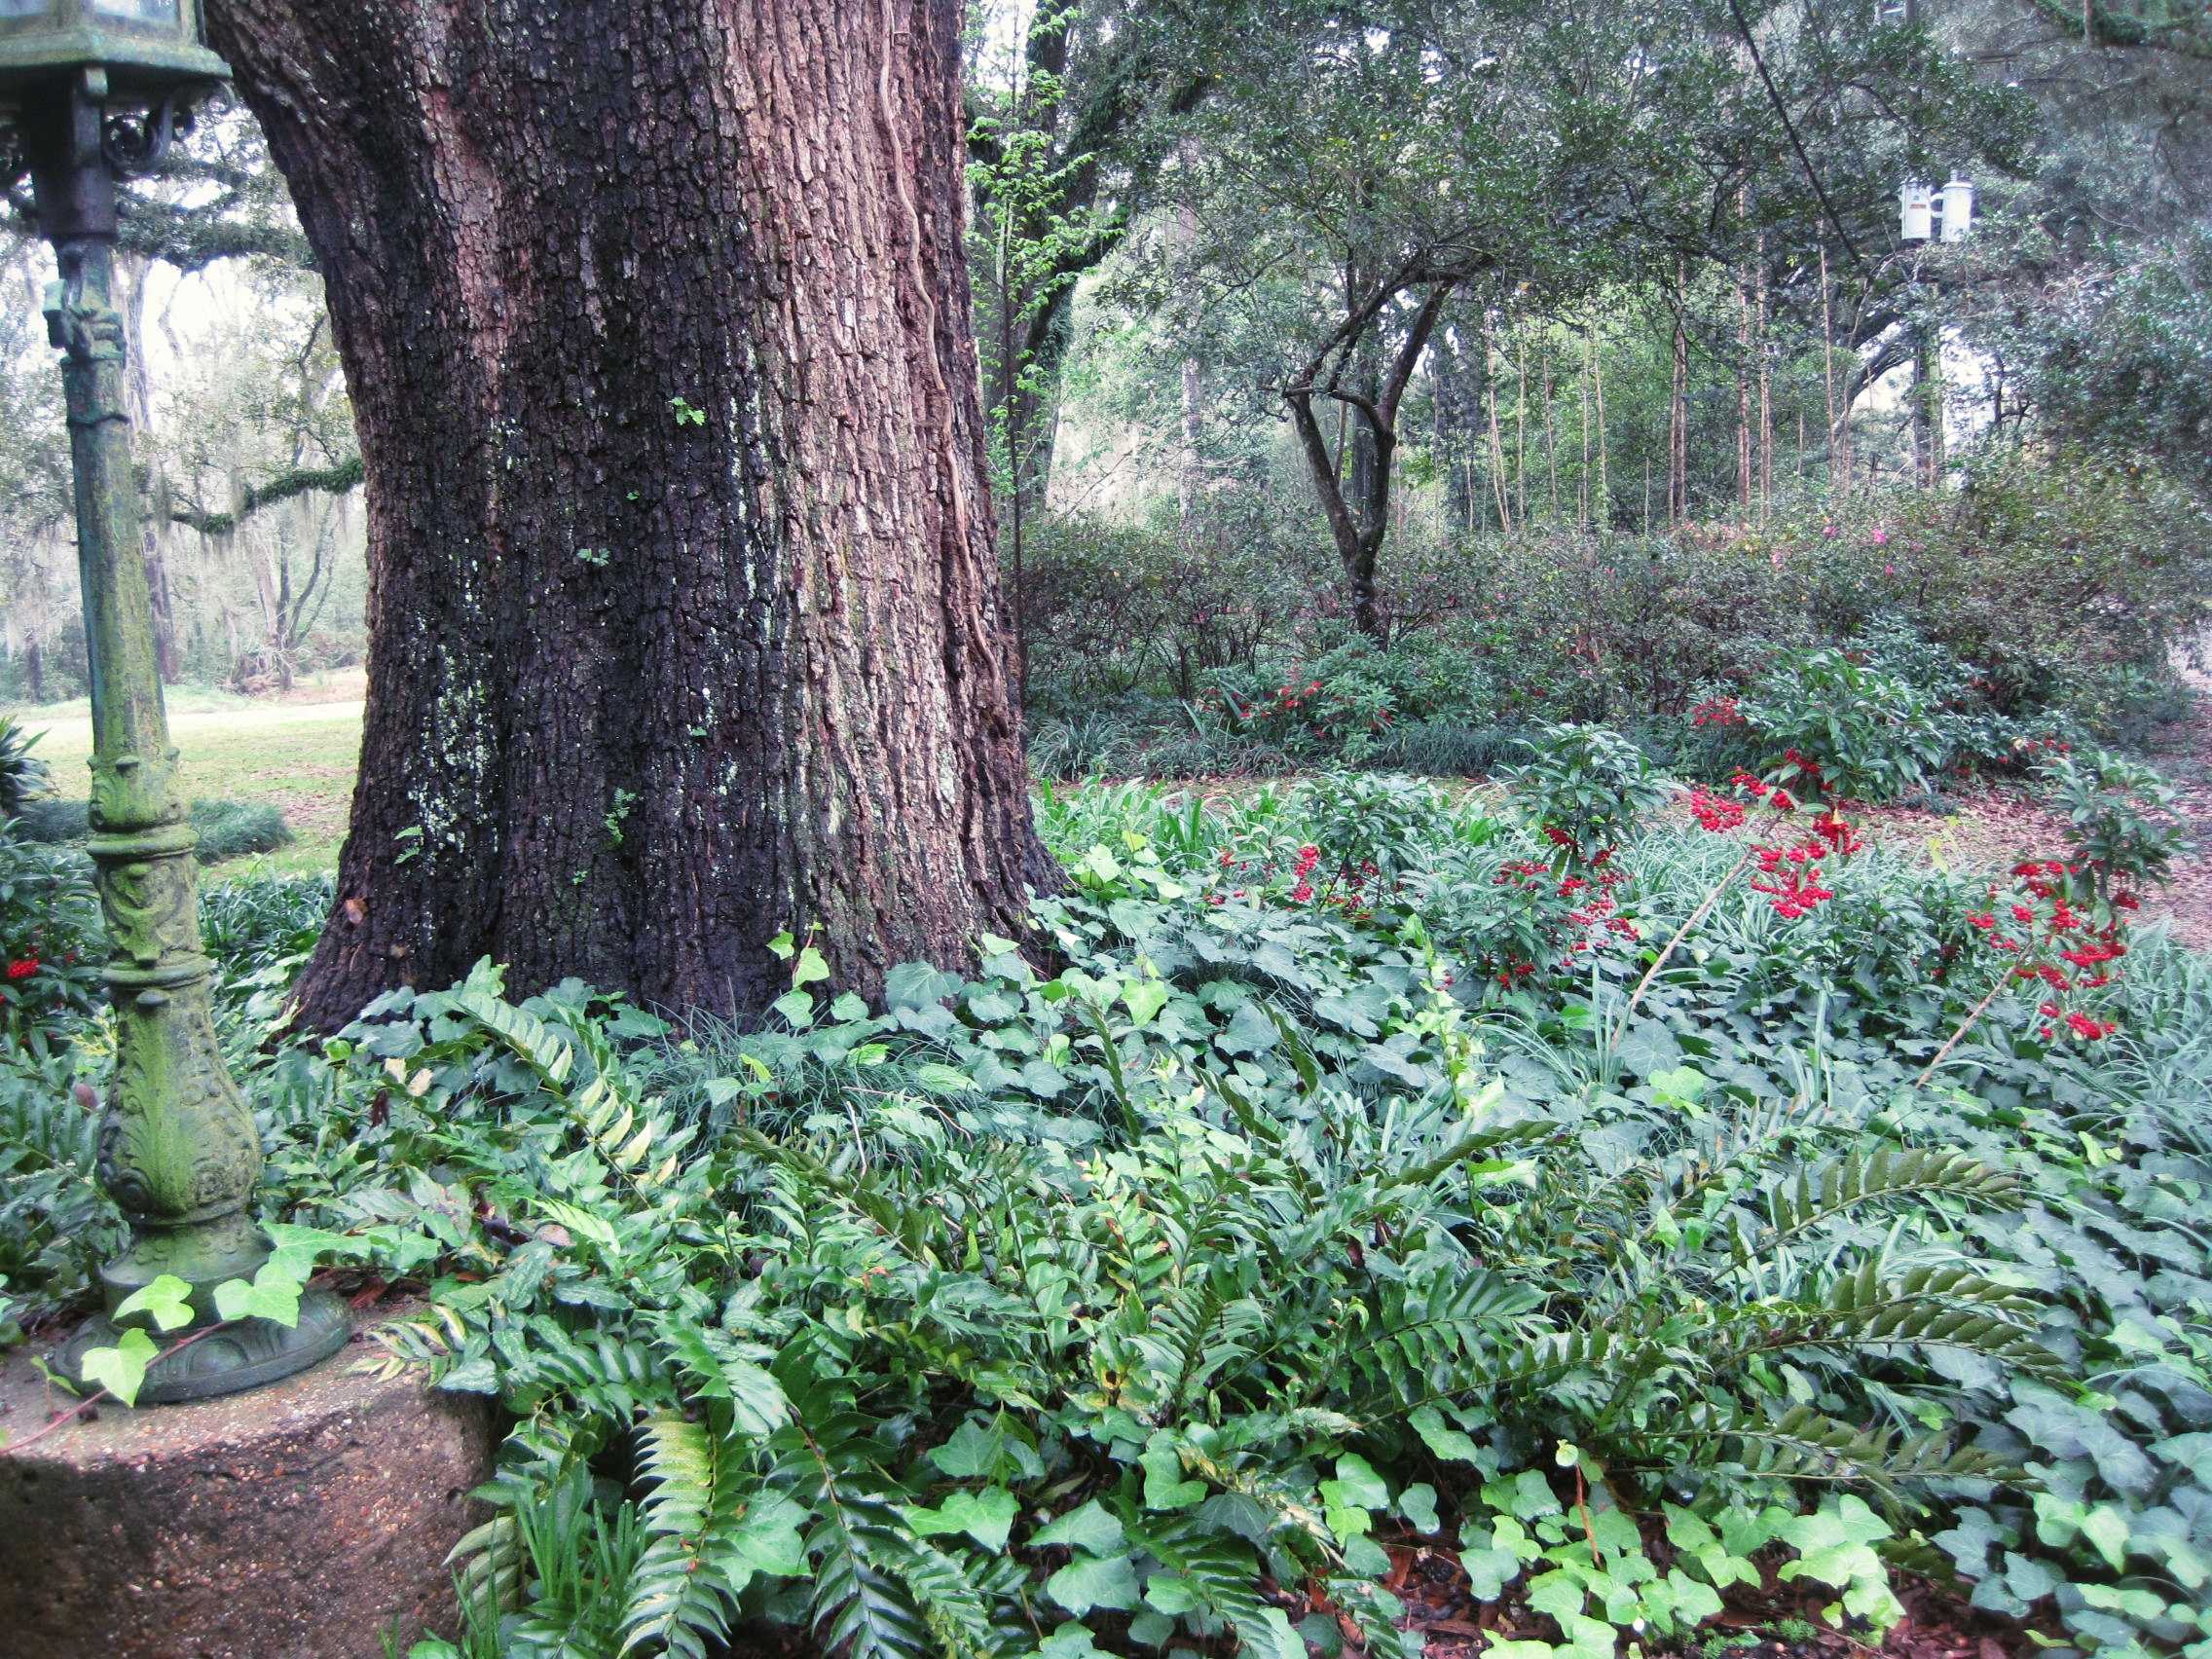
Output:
left=3, top=773, right=2209, bottom=1659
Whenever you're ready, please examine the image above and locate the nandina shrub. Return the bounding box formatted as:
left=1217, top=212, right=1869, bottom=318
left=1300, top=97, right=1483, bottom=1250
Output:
left=2039, top=747, right=2195, bottom=904
left=1738, top=647, right=1947, bottom=802
left=0, top=836, right=101, bottom=1058
left=1497, top=722, right=1665, bottom=871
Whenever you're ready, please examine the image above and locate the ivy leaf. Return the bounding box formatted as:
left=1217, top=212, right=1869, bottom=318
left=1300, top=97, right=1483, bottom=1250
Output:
left=264, top=1222, right=354, bottom=1280
left=1032, top=1500, right=1124, bottom=1557
left=113, top=1272, right=195, bottom=1333
left=1219, top=1003, right=1278, bottom=1054
left=906, top=1486, right=1018, bottom=1551
left=930, top=1414, right=1043, bottom=1482
left=1320, top=1453, right=1389, bottom=1512
left=771, top=989, right=816, bottom=1027
left=1122, top=980, right=1170, bottom=1027
left=1039, top=1624, right=1102, bottom=1659
left=1410, top=1404, right=1483, bottom=1464
left=1046, top=1552, right=1139, bottom=1615
left=793, top=947, right=831, bottom=988
left=78, top=1327, right=159, bottom=1407
left=212, top=1261, right=305, bottom=1328
left=1397, top=1482, right=1441, bottom=1535
left=2080, top=1505, right=2132, bottom=1571
left=1141, top=1437, right=1207, bottom=1510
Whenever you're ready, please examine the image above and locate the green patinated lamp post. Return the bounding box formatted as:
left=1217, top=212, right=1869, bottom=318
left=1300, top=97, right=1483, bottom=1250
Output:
left=0, top=0, right=348, bottom=1401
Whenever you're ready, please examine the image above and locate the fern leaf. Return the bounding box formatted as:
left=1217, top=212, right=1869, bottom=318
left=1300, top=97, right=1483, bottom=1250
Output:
left=620, top=1413, right=735, bottom=1659
left=807, top=1495, right=934, bottom=1659
left=887, top=1537, right=1010, bottom=1659
left=660, top=1320, right=792, bottom=1437
left=1756, top=1149, right=2021, bottom=1250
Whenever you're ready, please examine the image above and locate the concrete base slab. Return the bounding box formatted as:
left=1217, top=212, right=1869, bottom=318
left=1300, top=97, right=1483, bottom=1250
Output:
left=0, top=1319, right=494, bottom=1659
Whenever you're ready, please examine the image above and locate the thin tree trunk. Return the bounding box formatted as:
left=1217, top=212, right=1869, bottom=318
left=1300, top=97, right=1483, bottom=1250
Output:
left=210, top=0, right=1053, bottom=1029
left=1669, top=265, right=1688, bottom=522
left=1736, top=273, right=1752, bottom=514
left=1484, top=317, right=1513, bottom=533
left=1515, top=327, right=1528, bottom=525
left=1593, top=321, right=1610, bottom=529
left=1542, top=329, right=1558, bottom=521
left=1578, top=326, right=1591, bottom=529
left=1822, top=244, right=1839, bottom=498
left=1756, top=234, right=1771, bottom=522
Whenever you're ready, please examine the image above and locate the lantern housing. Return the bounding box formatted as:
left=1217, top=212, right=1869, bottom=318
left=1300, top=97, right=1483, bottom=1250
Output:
left=1939, top=174, right=1974, bottom=241
left=0, top=0, right=228, bottom=103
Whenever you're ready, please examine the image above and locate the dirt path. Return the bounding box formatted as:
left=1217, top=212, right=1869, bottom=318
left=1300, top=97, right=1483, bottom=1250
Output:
left=1852, top=669, right=2212, bottom=948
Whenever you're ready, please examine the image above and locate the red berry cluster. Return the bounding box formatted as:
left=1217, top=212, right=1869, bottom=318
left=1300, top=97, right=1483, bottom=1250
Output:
left=1696, top=763, right=1862, bottom=921
left=1686, top=789, right=1746, bottom=832
left=5, top=959, right=38, bottom=981
left=1488, top=857, right=1639, bottom=984
left=1967, top=860, right=2130, bottom=1043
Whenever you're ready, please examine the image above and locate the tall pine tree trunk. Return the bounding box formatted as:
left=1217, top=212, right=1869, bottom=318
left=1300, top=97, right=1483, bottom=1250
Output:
left=208, top=0, right=1054, bottom=1029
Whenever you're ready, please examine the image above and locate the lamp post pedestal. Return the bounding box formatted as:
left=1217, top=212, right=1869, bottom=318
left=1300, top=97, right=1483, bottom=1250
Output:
left=16, top=70, right=348, bottom=1402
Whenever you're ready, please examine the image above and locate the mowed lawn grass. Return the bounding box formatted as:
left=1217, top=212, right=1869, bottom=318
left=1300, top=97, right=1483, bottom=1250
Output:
left=19, top=701, right=362, bottom=881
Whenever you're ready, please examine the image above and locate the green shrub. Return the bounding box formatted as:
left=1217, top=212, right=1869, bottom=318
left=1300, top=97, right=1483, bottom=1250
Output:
left=2039, top=747, right=2195, bottom=905
left=0, top=719, right=51, bottom=821
left=13, top=796, right=292, bottom=865
left=1017, top=509, right=1325, bottom=708
left=0, top=835, right=101, bottom=1058
left=1497, top=722, right=1665, bottom=868
left=1738, top=647, right=1948, bottom=803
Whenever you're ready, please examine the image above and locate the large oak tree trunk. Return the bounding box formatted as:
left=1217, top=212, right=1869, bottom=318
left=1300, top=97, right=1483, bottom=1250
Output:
left=207, top=0, right=1055, bottom=1029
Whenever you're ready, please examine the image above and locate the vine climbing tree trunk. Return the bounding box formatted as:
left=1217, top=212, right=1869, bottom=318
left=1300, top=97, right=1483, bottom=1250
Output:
left=207, top=0, right=1055, bottom=1029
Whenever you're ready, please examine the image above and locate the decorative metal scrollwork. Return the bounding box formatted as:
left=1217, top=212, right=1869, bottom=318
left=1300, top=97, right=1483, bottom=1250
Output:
left=0, top=114, right=25, bottom=195
left=98, top=81, right=215, bottom=177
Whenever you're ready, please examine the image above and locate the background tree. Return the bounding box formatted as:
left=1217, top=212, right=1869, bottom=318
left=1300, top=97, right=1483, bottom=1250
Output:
left=206, top=0, right=1053, bottom=1028
left=1111, top=0, right=2032, bottom=638
left=1, top=101, right=361, bottom=693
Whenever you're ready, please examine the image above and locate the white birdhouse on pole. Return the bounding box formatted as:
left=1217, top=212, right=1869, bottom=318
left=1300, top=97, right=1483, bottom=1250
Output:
left=1899, top=181, right=1935, bottom=241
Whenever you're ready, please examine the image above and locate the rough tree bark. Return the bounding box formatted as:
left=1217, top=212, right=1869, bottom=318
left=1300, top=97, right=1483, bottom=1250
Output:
left=206, top=0, right=1056, bottom=1029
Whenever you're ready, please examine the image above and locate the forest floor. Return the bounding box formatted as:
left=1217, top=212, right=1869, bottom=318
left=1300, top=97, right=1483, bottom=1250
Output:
left=1848, top=668, right=2212, bottom=947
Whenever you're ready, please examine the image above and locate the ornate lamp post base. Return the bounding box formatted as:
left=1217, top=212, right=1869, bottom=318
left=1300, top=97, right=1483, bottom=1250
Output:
left=55, top=1297, right=353, bottom=1405
left=1, top=27, right=352, bottom=1404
